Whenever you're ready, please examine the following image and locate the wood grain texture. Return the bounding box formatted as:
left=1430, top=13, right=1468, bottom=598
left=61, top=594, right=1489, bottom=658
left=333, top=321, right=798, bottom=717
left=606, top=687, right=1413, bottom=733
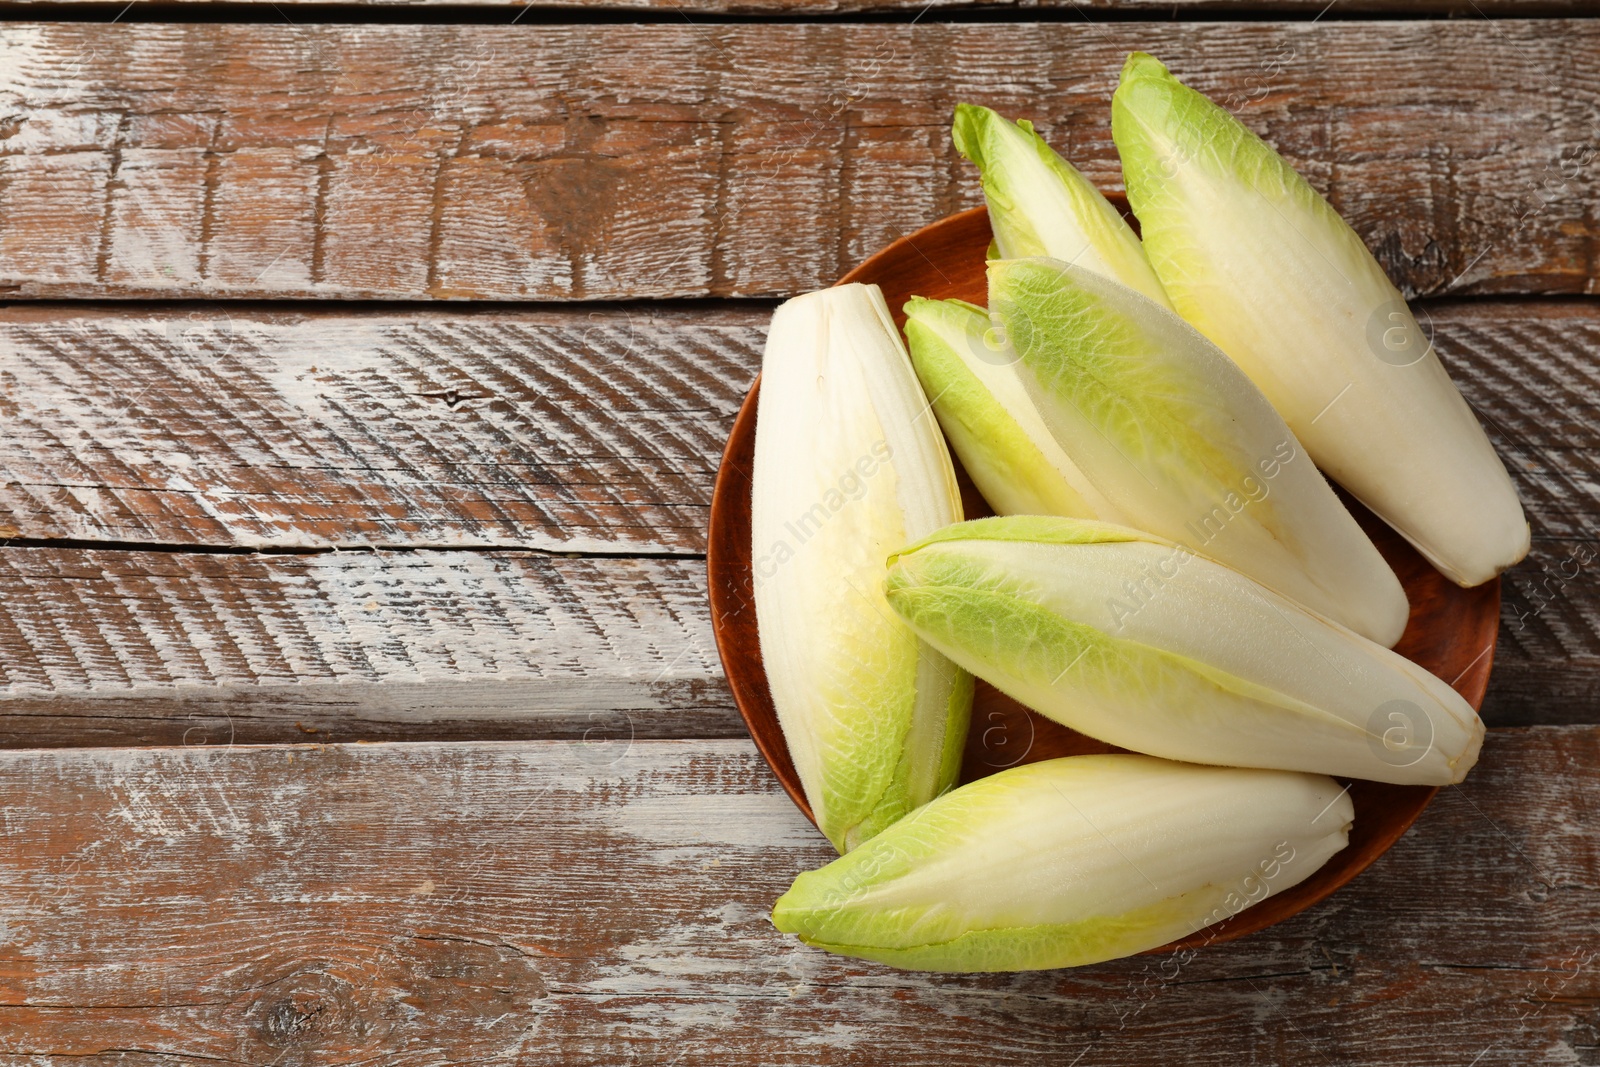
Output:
left=4, top=301, right=1598, bottom=555
left=0, top=548, right=735, bottom=748
left=0, top=306, right=757, bottom=553
left=3, top=298, right=1598, bottom=731
left=2, top=0, right=1595, bottom=11
left=0, top=534, right=1582, bottom=748
left=0, top=22, right=1596, bottom=300
left=1435, top=300, right=1600, bottom=725
left=0, top=728, right=1593, bottom=1064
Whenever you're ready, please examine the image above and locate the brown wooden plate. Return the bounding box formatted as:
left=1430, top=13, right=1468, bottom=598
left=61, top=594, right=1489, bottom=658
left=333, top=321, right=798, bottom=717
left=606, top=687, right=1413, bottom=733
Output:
left=707, top=203, right=1500, bottom=957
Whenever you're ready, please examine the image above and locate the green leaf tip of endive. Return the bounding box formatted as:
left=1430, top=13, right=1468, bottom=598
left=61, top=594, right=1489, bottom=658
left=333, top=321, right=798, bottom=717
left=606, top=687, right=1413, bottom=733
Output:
left=951, top=102, right=1171, bottom=308
left=1120, top=50, right=1169, bottom=82
left=949, top=104, right=1056, bottom=179
left=771, top=753, right=1355, bottom=972
left=900, top=294, right=1114, bottom=522
left=903, top=294, right=986, bottom=322
left=1111, top=50, right=1304, bottom=218
left=950, top=102, right=993, bottom=169
left=753, top=282, right=972, bottom=856
left=890, top=514, right=1152, bottom=568
left=1109, top=51, right=1528, bottom=589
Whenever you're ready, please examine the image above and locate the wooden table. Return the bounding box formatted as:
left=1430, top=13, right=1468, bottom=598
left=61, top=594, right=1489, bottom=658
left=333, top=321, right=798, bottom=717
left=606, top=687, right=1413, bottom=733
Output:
left=0, top=8, right=1596, bottom=1064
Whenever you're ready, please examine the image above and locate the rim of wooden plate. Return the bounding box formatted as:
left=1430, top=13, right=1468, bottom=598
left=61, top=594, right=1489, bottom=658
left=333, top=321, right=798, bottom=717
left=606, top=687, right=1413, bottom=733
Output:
left=706, top=202, right=1500, bottom=958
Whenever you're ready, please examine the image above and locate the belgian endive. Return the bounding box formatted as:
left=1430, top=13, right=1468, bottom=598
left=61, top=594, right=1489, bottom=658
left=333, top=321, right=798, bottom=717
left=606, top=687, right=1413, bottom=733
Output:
left=885, top=516, right=1484, bottom=786
left=902, top=296, right=1117, bottom=521
left=953, top=103, right=1171, bottom=307
left=909, top=107, right=1167, bottom=523
left=1112, top=52, right=1528, bottom=588
left=752, top=283, right=972, bottom=854
left=772, top=753, right=1354, bottom=972
left=990, top=256, right=1409, bottom=647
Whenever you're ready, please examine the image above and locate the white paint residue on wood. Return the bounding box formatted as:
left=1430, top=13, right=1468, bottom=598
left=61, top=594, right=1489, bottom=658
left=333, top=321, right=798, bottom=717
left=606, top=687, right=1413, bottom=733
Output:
left=0, top=308, right=759, bottom=552
left=609, top=791, right=822, bottom=855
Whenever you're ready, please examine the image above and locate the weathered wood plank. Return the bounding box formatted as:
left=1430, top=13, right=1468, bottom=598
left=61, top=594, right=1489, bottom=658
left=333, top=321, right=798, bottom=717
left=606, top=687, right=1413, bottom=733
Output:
left=1441, top=300, right=1600, bottom=725
left=1, top=0, right=1594, bottom=12
left=0, top=535, right=1588, bottom=747
left=0, top=548, right=735, bottom=748
left=0, top=728, right=1593, bottom=1064
left=3, top=299, right=1598, bottom=731
left=4, top=300, right=1598, bottom=554
left=0, top=22, right=1596, bottom=300
left=1486, top=538, right=1600, bottom=727
left=0, top=305, right=757, bottom=554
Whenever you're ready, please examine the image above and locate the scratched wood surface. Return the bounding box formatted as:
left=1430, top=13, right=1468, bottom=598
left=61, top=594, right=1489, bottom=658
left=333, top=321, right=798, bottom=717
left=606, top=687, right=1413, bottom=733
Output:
left=3, top=301, right=1598, bottom=554
left=7, top=0, right=1598, bottom=11
left=0, top=728, right=1593, bottom=1064
left=0, top=306, right=752, bottom=554
left=0, top=22, right=1597, bottom=301
left=1, top=300, right=1596, bottom=742
left=0, top=549, right=731, bottom=747
left=0, top=538, right=1584, bottom=747
left=0, top=4, right=1597, bottom=1064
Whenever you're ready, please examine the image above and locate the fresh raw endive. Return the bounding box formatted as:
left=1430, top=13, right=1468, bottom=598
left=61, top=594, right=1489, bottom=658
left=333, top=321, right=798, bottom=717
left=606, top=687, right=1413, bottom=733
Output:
left=989, top=256, right=1409, bottom=648
left=952, top=103, right=1172, bottom=308
left=884, top=516, right=1484, bottom=786
left=902, top=295, right=1118, bottom=521
left=772, top=753, right=1354, bottom=972
left=752, top=283, right=973, bottom=854
left=1111, top=52, right=1528, bottom=588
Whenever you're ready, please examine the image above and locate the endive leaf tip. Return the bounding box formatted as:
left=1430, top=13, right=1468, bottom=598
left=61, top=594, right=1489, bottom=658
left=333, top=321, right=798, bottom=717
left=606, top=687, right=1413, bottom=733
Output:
left=951, top=102, right=992, bottom=164
left=1113, top=53, right=1185, bottom=124
left=771, top=756, right=1361, bottom=971
left=770, top=890, right=800, bottom=933
left=951, top=104, right=1055, bottom=169
left=1120, top=51, right=1170, bottom=82
left=987, top=254, right=1084, bottom=300
left=903, top=294, right=985, bottom=322
left=891, top=515, right=1152, bottom=567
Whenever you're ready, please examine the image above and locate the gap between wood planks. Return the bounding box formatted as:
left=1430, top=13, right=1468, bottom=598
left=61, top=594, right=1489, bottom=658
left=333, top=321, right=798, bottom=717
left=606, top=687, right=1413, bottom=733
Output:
left=0, top=22, right=1594, bottom=301
left=0, top=728, right=1592, bottom=1064
left=0, top=295, right=1596, bottom=743
left=0, top=16, right=1589, bottom=1064
left=0, top=536, right=708, bottom=560
left=0, top=2, right=1594, bottom=22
